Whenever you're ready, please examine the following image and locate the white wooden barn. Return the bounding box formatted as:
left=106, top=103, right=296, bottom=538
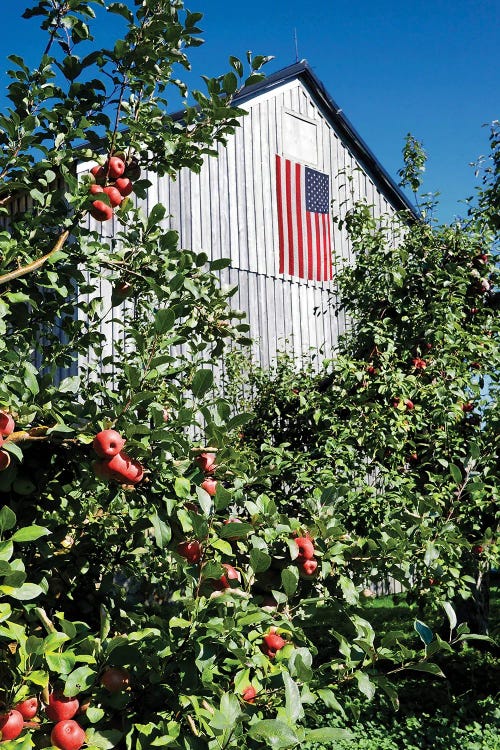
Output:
left=5, top=61, right=415, bottom=377
left=95, top=59, right=413, bottom=369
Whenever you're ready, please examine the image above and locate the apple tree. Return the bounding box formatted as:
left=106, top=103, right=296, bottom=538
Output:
left=226, top=131, right=499, bottom=643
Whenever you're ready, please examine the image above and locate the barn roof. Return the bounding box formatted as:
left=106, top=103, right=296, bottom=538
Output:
left=233, top=60, right=417, bottom=217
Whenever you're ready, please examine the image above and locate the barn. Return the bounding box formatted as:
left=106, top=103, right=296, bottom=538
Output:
left=81, top=59, right=415, bottom=372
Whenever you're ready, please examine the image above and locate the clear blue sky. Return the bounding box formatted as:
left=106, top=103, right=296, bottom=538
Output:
left=2, top=0, right=499, bottom=223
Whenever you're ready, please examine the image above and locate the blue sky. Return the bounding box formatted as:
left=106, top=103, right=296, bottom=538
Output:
left=2, top=0, right=499, bottom=223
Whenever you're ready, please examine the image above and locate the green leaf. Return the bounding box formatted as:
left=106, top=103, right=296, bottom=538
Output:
left=191, top=369, right=214, bottom=398
left=0, top=506, right=16, bottom=533
left=442, top=602, right=457, bottom=632
left=64, top=665, right=96, bottom=695
left=2, top=442, right=23, bottom=461
left=289, top=648, right=313, bottom=682
left=424, top=542, right=439, bottom=567
left=195, top=485, right=213, bottom=517
left=46, top=651, right=76, bottom=674
left=222, top=72, right=238, bottom=94
left=249, top=549, right=272, bottom=573
left=414, top=619, right=433, bottom=646
left=149, top=513, right=171, bottom=549
left=283, top=672, right=303, bottom=722
left=407, top=662, right=445, bottom=677
left=43, top=631, right=70, bottom=652
left=355, top=671, right=376, bottom=700
left=449, top=463, right=462, bottom=483
left=210, top=258, right=231, bottom=271
left=174, top=477, right=191, bottom=499
left=0, top=583, right=43, bottom=601
left=23, top=363, right=39, bottom=395
left=107, top=2, right=133, bottom=21
left=219, top=522, right=253, bottom=539
left=317, top=689, right=346, bottom=716
left=11, top=526, right=50, bottom=542
left=210, top=693, right=241, bottom=731
left=26, top=670, right=49, bottom=687
left=248, top=720, right=299, bottom=749
left=154, top=308, right=175, bottom=334
left=85, top=729, right=123, bottom=750
left=281, top=567, right=299, bottom=597
left=339, top=575, right=358, bottom=605
left=147, top=203, right=167, bottom=230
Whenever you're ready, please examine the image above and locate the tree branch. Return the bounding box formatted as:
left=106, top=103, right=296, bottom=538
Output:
left=0, top=230, right=69, bottom=286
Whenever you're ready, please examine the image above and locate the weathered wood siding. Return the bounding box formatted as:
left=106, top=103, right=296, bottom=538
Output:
left=122, top=77, right=397, bottom=369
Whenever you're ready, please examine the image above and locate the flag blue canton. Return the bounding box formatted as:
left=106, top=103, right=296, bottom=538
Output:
left=305, top=167, right=329, bottom=213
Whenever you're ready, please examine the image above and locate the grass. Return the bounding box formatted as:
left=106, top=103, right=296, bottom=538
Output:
left=305, top=581, right=500, bottom=749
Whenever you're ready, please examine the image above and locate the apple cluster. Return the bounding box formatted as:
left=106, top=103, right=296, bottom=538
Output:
left=92, top=429, right=145, bottom=484
left=88, top=155, right=139, bottom=222
left=294, top=536, right=319, bottom=578
left=0, top=410, right=15, bottom=471
left=0, top=670, right=131, bottom=746
left=0, top=693, right=85, bottom=749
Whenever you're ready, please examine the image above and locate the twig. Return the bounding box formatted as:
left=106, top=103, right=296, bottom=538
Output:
left=0, top=230, right=69, bottom=286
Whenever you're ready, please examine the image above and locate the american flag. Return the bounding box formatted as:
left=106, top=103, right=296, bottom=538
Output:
left=276, top=154, right=333, bottom=281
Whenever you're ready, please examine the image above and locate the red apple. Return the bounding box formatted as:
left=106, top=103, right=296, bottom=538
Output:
left=107, top=451, right=144, bottom=484
left=294, top=537, right=315, bottom=560
left=45, top=692, right=79, bottom=722
left=196, top=452, right=217, bottom=473
left=0, top=450, right=11, bottom=470
left=404, top=399, right=414, bottom=410
left=299, top=558, right=318, bottom=578
left=89, top=183, right=104, bottom=197
left=215, top=563, right=240, bottom=590
left=106, top=156, right=126, bottom=179
left=90, top=164, right=106, bottom=184
left=90, top=200, right=113, bottom=222
left=366, top=365, right=378, bottom=375
left=103, top=185, right=123, bottom=208
left=114, top=177, right=134, bottom=197
left=178, top=540, right=202, bottom=564
left=201, top=477, right=217, bottom=496
left=113, top=280, right=133, bottom=300
left=0, top=411, right=15, bottom=436
left=0, top=710, right=24, bottom=740
left=241, top=686, right=257, bottom=703
left=472, top=545, right=484, bottom=555
left=461, top=402, right=474, bottom=413
left=15, top=697, right=38, bottom=720
left=261, top=632, right=286, bottom=658
left=100, top=666, right=130, bottom=693
left=92, top=429, right=125, bottom=458
left=51, top=719, right=86, bottom=750
left=412, top=357, right=427, bottom=370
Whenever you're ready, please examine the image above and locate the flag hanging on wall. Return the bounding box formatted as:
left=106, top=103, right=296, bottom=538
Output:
left=275, top=154, right=333, bottom=281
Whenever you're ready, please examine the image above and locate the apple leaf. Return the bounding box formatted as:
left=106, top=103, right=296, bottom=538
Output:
left=248, top=720, right=299, bottom=749
left=191, top=368, right=214, bottom=398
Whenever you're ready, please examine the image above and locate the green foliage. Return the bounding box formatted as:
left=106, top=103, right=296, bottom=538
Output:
left=0, top=3, right=498, bottom=749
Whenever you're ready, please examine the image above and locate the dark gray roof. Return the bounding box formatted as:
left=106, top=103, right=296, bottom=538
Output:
left=234, top=60, right=417, bottom=217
